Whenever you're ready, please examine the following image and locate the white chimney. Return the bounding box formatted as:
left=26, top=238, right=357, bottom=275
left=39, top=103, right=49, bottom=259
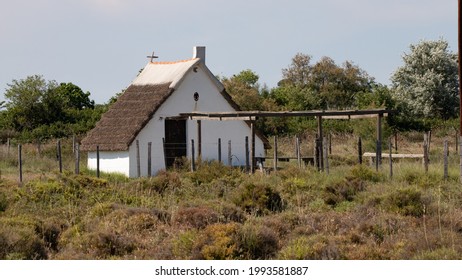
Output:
left=193, top=46, right=206, bottom=64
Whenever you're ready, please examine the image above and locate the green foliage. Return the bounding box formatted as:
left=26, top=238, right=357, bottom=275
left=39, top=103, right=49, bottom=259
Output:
left=1, top=75, right=105, bottom=142
left=232, top=182, right=284, bottom=215
left=197, top=223, right=240, bottom=260
left=384, top=187, right=425, bottom=217
left=391, top=39, right=459, bottom=120
left=236, top=222, right=279, bottom=259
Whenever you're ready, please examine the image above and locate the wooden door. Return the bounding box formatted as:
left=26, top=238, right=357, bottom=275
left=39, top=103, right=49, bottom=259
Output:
left=164, top=119, right=187, bottom=168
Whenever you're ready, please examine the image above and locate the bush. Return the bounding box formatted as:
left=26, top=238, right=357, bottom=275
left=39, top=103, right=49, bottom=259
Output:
left=323, top=178, right=365, bottom=206
left=277, top=235, right=342, bottom=260
left=236, top=222, right=279, bottom=259
left=384, top=187, right=425, bottom=217
left=197, top=223, right=240, bottom=260
left=88, top=231, right=135, bottom=258
left=0, top=191, right=7, bottom=212
left=137, top=171, right=181, bottom=195
left=232, top=182, right=284, bottom=215
left=174, top=206, right=219, bottom=229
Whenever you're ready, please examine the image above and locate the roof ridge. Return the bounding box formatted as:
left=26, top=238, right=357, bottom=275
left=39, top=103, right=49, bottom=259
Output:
left=150, top=58, right=198, bottom=65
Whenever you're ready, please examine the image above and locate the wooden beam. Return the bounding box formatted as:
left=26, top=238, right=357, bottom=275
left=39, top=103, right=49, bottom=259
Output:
left=179, top=108, right=393, bottom=120
left=250, top=122, right=256, bottom=174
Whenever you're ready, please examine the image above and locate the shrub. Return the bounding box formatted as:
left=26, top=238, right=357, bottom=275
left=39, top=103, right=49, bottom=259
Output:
left=197, top=223, right=240, bottom=260
left=323, top=178, right=365, bottom=206
left=236, top=222, right=279, bottom=259
left=137, top=171, right=181, bottom=195
left=171, top=229, right=199, bottom=259
left=232, top=182, right=284, bottom=215
left=88, top=231, right=135, bottom=258
left=384, top=187, right=425, bottom=217
left=350, top=165, right=383, bottom=182
left=174, top=206, right=219, bottom=229
left=277, top=235, right=341, bottom=260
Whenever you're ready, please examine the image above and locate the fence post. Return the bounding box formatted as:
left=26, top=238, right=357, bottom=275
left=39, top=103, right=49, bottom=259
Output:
left=273, top=136, right=278, bottom=172
left=358, top=137, right=363, bottom=165
left=147, top=142, right=152, bottom=177
left=136, top=140, right=141, bottom=177
left=423, top=136, right=429, bottom=173
left=324, top=137, right=329, bottom=174
left=191, top=139, right=196, bottom=172
left=444, top=138, right=448, bottom=180
left=18, top=144, right=22, bottom=184
left=296, top=137, right=301, bottom=168
left=245, top=136, right=250, bottom=172
left=389, top=137, right=393, bottom=179
left=218, top=138, right=222, bottom=163
left=228, top=140, right=232, bottom=166
left=75, top=143, right=80, bottom=175
left=57, top=140, right=62, bottom=174
left=7, top=138, right=10, bottom=156
left=96, top=145, right=100, bottom=178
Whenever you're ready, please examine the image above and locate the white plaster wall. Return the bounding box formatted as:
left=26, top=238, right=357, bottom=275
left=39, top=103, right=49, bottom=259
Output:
left=88, top=151, right=130, bottom=177
left=128, top=63, right=265, bottom=177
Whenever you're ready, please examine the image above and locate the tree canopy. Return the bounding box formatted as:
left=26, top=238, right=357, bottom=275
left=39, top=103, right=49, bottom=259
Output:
left=391, top=39, right=459, bottom=120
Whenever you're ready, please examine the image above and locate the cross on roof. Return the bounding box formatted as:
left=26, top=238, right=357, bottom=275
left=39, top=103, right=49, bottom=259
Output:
left=147, top=51, right=158, bottom=62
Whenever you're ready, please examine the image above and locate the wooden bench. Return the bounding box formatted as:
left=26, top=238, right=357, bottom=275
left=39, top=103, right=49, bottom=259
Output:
left=256, top=156, right=315, bottom=166
left=363, top=152, right=424, bottom=165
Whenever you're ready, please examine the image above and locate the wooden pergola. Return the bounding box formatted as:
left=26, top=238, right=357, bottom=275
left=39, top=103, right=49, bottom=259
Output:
left=179, top=108, right=393, bottom=173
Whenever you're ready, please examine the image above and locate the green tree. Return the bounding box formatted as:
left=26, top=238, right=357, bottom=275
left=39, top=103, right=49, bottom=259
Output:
left=54, top=82, right=94, bottom=110
left=221, top=69, right=264, bottom=111
left=391, top=39, right=459, bottom=120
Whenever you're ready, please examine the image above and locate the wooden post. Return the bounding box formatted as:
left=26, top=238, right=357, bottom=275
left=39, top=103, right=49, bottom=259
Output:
left=162, top=138, right=167, bottom=169
left=375, top=140, right=380, bottom=172
left=197, top=120, right=202, bottom=159
left=191, top=139, right=196, bottom=172
left=394, top=132, right=398, bottom=153
left=136, top=140, right=141, bottom=177
left=57, top=140, right=62, bottom=174
left=250, top=122, right=255, bottom=174
left=7, top=138, right=10, bottom=156
left=324, top=137, right=329, bottom=174
left=328, top=133, right=332, bottom=155
left=377, top=113, right=383, bottom=167
left=444, top=138, right=449, bottom=180
left=314, top=137, right=319, bottom=170
left=423, top=137, right=429, bottom=173
left=96, top=145, right=100, bottom=178
left=273, top=136, right=278, bottom=172
left=358, top=137, right=363, bottom=165
left=147, top=142, right=152, bottom=177
left=389, top=137, right=393, bottom=179
left=218, top=138, right=222, bottom=163
left=18, top=144, right=22, bottom=184
left=296, top=137, right=301, bottom=168
left=245, top=136, right=250, bottom=172
left=36, top=138, right=41, bottom=156
left=72, top=135, right=76, bottom=154
left=456, top=130, right=459, bottom=153
left=317, top=116, right=324, bottom=170
left=75, top=143, right=80, bottom=175
left=228, top=140, right=232, bottom=166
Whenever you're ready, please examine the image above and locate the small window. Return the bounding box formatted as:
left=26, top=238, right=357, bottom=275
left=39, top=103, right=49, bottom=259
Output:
left=193, top=92, right=199, bottom=101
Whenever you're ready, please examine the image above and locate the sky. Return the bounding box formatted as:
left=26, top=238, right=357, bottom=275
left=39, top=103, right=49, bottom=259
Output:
left=0, top=0, right=458, bottom=104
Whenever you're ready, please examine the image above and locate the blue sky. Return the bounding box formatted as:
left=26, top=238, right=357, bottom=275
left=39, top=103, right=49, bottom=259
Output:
left=0, top=0, right=458, bottom=104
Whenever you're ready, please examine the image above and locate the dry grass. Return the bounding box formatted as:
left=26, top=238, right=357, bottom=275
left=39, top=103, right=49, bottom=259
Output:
left=1, top=132, right=462, bottom=259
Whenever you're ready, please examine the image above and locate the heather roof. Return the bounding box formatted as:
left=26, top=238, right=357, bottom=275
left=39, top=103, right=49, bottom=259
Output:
left=81, top=57, right=269, bottom=152
left=80, top=83, right=173, bottom=151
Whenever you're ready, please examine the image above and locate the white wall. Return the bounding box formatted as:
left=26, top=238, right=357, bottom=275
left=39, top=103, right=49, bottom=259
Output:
left=88, top=151, right=130, bottom=177
left=128, top=63, right=265, bottom=177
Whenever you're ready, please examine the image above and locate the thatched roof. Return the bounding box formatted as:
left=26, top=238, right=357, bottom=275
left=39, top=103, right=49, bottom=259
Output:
left=81, top=51, right=270, bottom=152
left=80, top=83, right=173, bottom=151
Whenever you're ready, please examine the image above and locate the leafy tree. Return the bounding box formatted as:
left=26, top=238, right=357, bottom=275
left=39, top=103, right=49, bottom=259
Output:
left=54, top=82, right=94, bottom=110
left=221, top=69, right=264, bottom=111
left=391, top=39, right=459, bottom=120
left=2, top=75, right=100, bottom=141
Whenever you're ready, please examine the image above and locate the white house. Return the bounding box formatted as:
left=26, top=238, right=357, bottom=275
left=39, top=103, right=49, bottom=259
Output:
left=81, top=46, right=268, bottom=177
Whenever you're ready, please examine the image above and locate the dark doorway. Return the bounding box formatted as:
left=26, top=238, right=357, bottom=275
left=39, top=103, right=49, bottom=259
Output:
left=164, top=119, right=187, bottom=168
